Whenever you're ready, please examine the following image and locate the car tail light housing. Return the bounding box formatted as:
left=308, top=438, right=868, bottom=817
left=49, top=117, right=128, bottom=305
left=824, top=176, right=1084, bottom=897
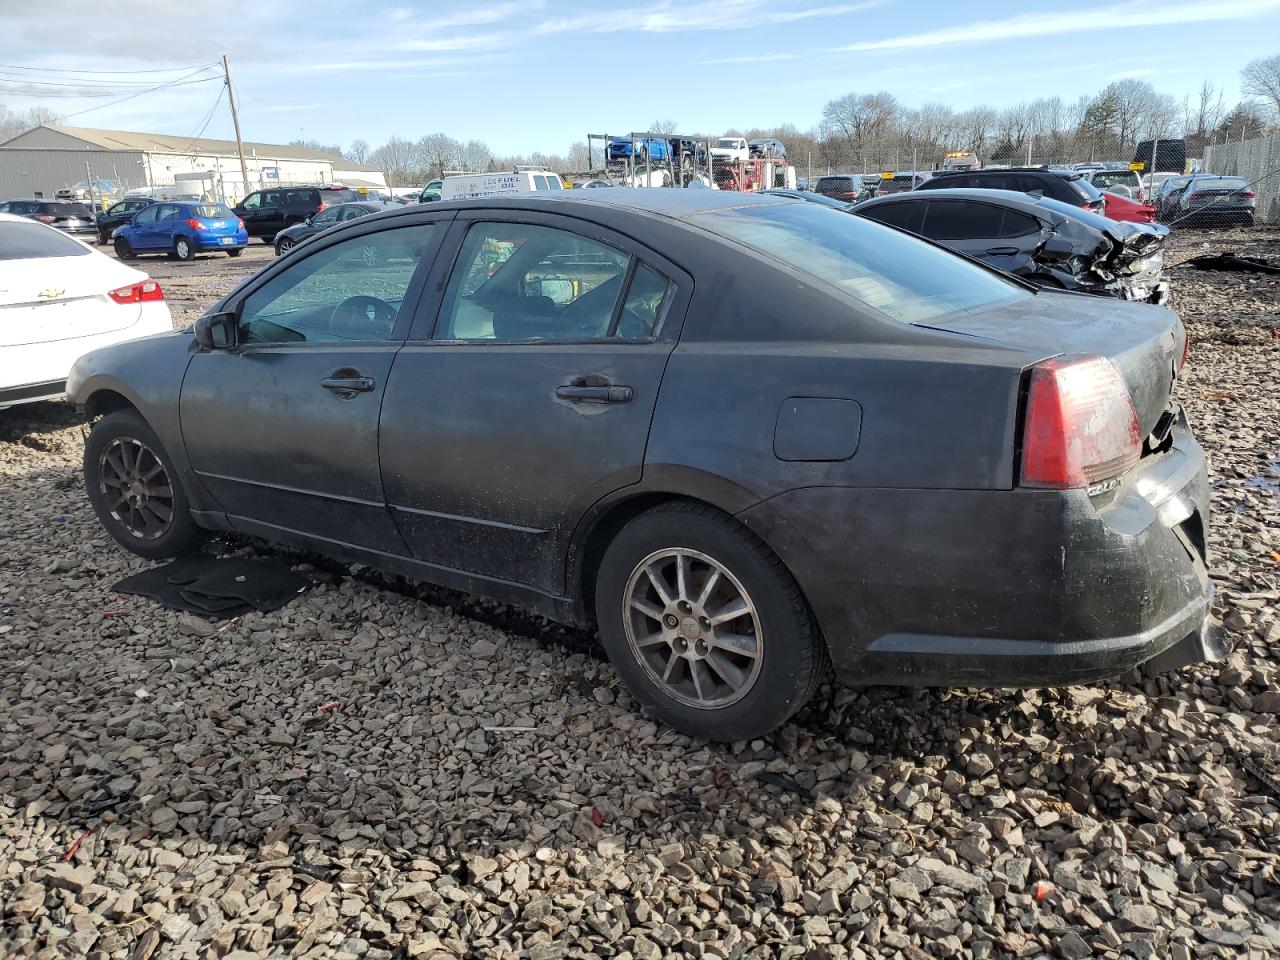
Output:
left=237, top=218, right=245, bottom=230
left=1241, top=191, right=1256, bottom=199
left=32, top=214, right=54, bottom=223
left=108, top=279, right=165, bottom=304
left=316, top=203, right=326, bottom=212
left=1020, top=356, right=1141, bottom=490
left=186, top=218, right=204, bottom=230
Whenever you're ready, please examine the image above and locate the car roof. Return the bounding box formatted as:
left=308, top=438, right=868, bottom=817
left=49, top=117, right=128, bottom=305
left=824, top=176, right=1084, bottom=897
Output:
left=419, top=188, right=796, bottom=220
left=859, top=187, right=1063, bottom=215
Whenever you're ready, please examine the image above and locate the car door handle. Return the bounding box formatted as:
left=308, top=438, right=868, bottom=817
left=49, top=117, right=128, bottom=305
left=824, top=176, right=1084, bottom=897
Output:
left=556, top=384, right=633, bottom=404
left=986, top=246, right=1018, bottom=256
left=321, top=376, right=376, bottom=393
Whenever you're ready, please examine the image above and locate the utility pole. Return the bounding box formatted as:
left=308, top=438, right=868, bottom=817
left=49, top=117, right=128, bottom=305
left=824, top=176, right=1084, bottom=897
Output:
left=222, top=55, right=250, bottom=202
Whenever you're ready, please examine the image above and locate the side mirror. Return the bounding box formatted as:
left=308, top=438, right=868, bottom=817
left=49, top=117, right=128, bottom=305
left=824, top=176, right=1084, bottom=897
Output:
left=193, top=311, right=238, bottom=350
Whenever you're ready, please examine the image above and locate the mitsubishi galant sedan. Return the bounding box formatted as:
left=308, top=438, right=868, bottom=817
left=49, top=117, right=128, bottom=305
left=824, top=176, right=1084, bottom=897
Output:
left=68, top=191, right=1223, bottom=741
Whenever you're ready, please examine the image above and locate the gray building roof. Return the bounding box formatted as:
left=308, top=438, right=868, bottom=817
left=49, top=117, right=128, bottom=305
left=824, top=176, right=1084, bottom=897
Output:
left=0, top=124, right=381, bottom=172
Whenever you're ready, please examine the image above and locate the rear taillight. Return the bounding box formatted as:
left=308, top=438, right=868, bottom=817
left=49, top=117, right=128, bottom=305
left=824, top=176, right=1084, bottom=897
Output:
left=1180, top=332, right=1190, bottom=375
left=1188, top=192, right=1205, bottom=201
left=108, top=279, right=165, bottom=304
left=1019, top=356, right=1141, bottom=490
left=32, top=215, right=54, bottom=223
left=1241, top=191, right=1256, bottom=199
left=841, top=191, right=859, bottom=200
left=237, top=218, right=245, bottom=230
left=186, top=218, right=204, bottom=230
left=316, top=203, right=326, bottom=212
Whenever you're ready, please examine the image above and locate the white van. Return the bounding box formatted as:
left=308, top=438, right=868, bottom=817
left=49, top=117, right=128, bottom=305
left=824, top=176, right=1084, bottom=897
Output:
left=440, top=170, right=563, bottom=201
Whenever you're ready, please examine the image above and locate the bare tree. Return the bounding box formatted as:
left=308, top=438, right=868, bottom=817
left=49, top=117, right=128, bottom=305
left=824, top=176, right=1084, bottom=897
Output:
left=648, top=119, right=679, bottom=136
left=347, top=138, right=369, bottom=163
left=1241, top=54, right=1280, bottom=121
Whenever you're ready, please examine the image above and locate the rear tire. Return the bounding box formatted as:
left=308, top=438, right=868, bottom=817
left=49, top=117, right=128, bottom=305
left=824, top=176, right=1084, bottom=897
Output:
left=227, top=248, right=243, bottom=258
left=113, top=237, right=134, bottom=260
left=173, top=236, right=195, bottom=261
left=84, top=410, right=204, bottom=560
left=595, top=502, right=827, bottom=741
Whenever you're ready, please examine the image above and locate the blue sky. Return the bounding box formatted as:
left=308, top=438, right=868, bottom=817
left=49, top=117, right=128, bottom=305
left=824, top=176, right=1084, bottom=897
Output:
left=4, top=0, right=1280, bottom=154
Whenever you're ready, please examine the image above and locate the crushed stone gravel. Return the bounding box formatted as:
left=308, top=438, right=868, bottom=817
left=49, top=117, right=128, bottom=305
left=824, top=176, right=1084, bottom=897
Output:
left=1, top=229, right=1278, bottom=959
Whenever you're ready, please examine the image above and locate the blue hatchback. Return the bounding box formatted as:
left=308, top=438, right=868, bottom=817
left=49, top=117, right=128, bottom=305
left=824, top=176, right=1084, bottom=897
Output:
left=112, top=200, right=248, bottom=261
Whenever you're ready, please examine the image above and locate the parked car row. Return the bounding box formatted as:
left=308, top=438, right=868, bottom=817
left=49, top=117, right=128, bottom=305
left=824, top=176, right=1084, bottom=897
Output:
left=64, top=190, right=1221, bottom=742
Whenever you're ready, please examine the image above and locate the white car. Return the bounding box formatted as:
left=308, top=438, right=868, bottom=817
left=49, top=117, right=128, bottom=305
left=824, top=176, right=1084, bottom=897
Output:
left=710, top=137, right=749, bottom=163
left=0, top=213, right=173, bottom=409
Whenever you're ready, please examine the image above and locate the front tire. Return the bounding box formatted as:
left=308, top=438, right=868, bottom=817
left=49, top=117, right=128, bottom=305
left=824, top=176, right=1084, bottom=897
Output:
left=174, top=236, right=195, bottom=261
left=595, top=502, right=827, bottom=741
left=276, top=237, right=294, bottom=256
left=84, top=410, right=204, bottom=560
left=114, top=237, right=134, bottom=260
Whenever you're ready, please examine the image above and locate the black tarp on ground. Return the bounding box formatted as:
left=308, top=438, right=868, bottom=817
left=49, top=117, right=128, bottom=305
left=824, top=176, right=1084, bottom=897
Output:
left=1179, top=253, right=1280, bottom=274
left=114, top=556, right=314, bottom=619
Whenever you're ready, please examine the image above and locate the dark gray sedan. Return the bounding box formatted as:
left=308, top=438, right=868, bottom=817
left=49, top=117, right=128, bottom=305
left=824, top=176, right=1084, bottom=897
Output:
left=273, top=200, right=401, bottom=256
left=68, top=191, right=1221, bottom=740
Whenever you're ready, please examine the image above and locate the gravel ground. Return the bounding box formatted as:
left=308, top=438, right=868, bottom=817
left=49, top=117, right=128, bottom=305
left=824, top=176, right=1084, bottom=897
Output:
left=1, top=228, right=1279, bottom=960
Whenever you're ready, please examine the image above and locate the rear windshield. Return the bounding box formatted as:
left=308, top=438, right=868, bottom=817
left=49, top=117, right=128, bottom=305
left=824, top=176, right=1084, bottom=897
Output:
left=1199, top=177, right=1249, bottom=189
left=817, top=177, right=855, bottom=188
left=64, top=203, right=93, bottom=216
left=692, top=202, right=1027, bottom=325
left=0, top=219, right=92, bottom=260
left=6, top=200, right=42, bottom=215
left=1033, top=196, right=1116, bottom=231
left=1089, top=171, right=1138, bottom=190
left=1068, top=178, right=1104, bottom=202
left=192, top=204, right=234, bottom=218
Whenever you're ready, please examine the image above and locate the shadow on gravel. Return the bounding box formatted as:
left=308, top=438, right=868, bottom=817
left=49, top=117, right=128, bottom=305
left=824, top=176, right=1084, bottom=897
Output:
left=0, top=400, right=86, bottom=448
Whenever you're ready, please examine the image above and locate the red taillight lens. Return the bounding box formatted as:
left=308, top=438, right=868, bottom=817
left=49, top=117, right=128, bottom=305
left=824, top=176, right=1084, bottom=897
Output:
left=237, top=218, right=245, bottom=230
left=841, top=191, right=858, bottom=200
left=1241, top=191, right=1256, bottom=199
left=1020, top=356, right=1141, bottom=489
left=32, top=215, right=54, bottom=223
left=1180, top=332, right=1190, bottom=375
left=186, top=218, right=204, bottom=230
left=108, top=279, right=165, bottom=304
left=316, top=203, right=326, bottom=212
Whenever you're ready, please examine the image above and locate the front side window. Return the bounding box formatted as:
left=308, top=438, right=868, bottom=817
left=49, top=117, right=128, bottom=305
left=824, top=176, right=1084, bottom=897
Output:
left=693, top=202, right=1027, bottom=325
left=239, top=224, right=434, bottom=345
left=240, top=193, right=261, bottom=210
left=435, top=222, right=658, bottom=342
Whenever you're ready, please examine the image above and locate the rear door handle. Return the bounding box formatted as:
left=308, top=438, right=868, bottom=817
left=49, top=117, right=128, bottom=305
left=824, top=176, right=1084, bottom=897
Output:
left=986, top=246, right=1018, bottom=256
left=556, top=384, right=633, bottom=404
left=321, top=376, right=376, bottom=393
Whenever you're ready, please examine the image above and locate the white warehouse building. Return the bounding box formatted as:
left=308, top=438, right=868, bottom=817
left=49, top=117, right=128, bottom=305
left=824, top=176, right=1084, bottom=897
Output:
left=0, top=125, right=386, bottom=203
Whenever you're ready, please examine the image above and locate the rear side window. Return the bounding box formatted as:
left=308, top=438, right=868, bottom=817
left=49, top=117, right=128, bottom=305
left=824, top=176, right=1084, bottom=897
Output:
left=693, top=203, right=1026, bottom=325
left=997, top=210, right=1042, bottom=238
left=0, top=219, right=92, bottom=259
left=923, top=200, right=1004, bottom=240
left=547, top=176, right=562, bottom=190
left=533, top=175, right=549, bottom=190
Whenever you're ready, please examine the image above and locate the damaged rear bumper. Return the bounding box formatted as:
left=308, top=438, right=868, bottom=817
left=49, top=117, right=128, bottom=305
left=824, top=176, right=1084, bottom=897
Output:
left=738, top=410, right=1224, bottom=687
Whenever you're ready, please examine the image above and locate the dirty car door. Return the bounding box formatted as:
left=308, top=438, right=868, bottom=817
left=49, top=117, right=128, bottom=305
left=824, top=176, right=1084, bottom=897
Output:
left=180, top=218, right=444, bottom=553
left=380, top=212, right=689, bottom=596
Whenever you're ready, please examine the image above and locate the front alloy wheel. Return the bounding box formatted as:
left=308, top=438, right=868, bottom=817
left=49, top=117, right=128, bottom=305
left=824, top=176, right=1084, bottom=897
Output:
left=97, top=436, right=174, bottom=541
left=624, top=548, right=763, bottom=709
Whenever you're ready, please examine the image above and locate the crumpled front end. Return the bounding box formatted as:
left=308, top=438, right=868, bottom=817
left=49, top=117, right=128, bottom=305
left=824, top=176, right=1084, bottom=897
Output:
left=1033, top=219, right=1171, bottom=304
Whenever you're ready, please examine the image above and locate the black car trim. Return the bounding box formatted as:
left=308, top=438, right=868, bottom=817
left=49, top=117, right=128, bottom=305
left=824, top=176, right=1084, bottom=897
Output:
left=193, top=470, right=386, bottom=509
left=390, top=503, right=547, bottom=535
left=0, top=379, right=66, bottom=406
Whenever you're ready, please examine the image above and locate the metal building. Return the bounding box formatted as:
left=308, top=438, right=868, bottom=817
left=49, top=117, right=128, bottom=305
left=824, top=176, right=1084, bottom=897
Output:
left=0, top=124, right=386, bottom=203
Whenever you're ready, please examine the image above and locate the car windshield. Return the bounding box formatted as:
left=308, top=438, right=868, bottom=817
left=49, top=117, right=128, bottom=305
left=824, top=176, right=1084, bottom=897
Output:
left=714, top=139, right=739, bottom=148
left=692, top=202, right=1028, bottom=325
left=192, top=204, right=234, bottom=218
left=0, top=218, right=92, bottom=259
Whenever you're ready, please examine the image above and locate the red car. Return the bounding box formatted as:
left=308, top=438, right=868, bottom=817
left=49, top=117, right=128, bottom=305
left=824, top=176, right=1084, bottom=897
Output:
left=1103, top=191, right=1157, bottom=223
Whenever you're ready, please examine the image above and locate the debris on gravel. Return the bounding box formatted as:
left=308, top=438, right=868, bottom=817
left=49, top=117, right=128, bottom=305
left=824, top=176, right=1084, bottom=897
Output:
left=1, top=230, right=1278, bottom=959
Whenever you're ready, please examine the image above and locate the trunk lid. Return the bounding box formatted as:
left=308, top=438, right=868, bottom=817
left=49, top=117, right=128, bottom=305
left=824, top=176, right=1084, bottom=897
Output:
left=919, top=292, right=1181, bottom=438
left=0, top=255, right=144, bottom=346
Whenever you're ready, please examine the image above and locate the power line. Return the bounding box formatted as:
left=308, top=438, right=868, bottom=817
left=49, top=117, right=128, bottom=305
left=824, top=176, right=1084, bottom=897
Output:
left=52, top=69, right=223, bottom=123
left=0, top=77, right=221, bottom=100
left=0, top=62, right=219, bottom=75
left=173, top=84, right=227, bottom=155
left=0, top=72, right=206, bottom=88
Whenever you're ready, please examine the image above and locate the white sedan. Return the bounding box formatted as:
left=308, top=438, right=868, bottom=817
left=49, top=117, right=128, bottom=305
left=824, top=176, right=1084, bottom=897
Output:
left=0, top=213, right=172, bottom=409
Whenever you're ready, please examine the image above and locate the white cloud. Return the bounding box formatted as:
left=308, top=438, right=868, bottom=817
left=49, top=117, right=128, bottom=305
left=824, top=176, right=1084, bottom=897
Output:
left=701, top=52, right=802, bottom=64
left=537, top=0, right=885, bottom=34
left=395, top=33, right=516, bottom=53
left=396, top=0, right=545, bottom=31
left=833, top=0, right=1280, bottom=51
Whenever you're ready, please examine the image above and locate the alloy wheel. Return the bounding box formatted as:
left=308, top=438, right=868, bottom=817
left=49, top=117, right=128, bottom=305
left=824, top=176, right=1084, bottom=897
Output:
left=623, top=548, right=763, bottom=709
left=278, top=238, right=293, bottom=254
left=98, top=437, right=175, bottom=540
left=176, top=238, right=190, bottom=259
